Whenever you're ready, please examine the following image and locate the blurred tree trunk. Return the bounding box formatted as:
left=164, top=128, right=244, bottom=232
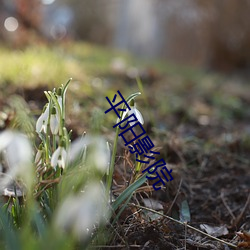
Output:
left=16, top=0, right=41, bottom=31
left=15, top=0, right=42, bottom=45
left=204, top=0, right=250, bottom=71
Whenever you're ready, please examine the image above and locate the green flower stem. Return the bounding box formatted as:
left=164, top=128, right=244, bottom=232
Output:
left=49, top=92, right=63, bottom=136
left=63, top=127, right=70, bottom=150
left=106, top=125, right=119, bottom=197
left=45, top=98, right=53, bottom=164
left=106, top=92, right=142, bottom=198
left=135, top=155, right=142, bottom=173
left=61, top=78, right=71, bottom=127
left=52, top=134, right=56, bottom=152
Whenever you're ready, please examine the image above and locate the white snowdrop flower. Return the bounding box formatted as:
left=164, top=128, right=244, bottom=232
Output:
left=51, top=144, right=67, bottom=169
left=36, top=103, right=50, bottom=133
left=54, top=182, right=109, bottom=240
left=0, top=130, right=33, bottom=190
left=128, top=105, right=144, bottom=125
left=67, top=135, right=110, bottom=173
left=67, top=136, right=87, bottom=164
left=121, top=100, right=144, bottom=126
left=92, top=137, right=110, bottom=173
left=50, top=106, right=59, bottom=135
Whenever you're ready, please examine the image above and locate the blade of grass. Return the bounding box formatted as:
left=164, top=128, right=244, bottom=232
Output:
left=112, top=172, right=147, bottom=211
left=112, top=192, right=133, bottom=225
left=0, top=208, right=21, bottom=250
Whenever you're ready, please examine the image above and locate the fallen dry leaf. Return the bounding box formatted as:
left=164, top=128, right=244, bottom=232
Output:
left=200, top=224, right=229, bottom=237
left=237, top=231, right=250, bottom=248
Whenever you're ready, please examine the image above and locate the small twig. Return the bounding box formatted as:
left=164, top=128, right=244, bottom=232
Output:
left=129, top=203, right=237, bottom=249
left=166, top=178, right=183, bottom=215
left=39, top=178, right=60, bottom=184
left=34, top=180, right=59, bottom=198
left=89, top=245, right=141, bottom=248
left=233, top=192, right=250, bottom=227
left=221, top=190, right=236, bottom=221
left=184, top=221, right=187, bottom=250
left=89, top=245, right=142, bottom=249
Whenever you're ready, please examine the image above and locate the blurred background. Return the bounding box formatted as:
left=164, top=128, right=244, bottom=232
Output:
left=1, top=0, right=250, bottom=72
left=0, top=2, right=250, bottom=248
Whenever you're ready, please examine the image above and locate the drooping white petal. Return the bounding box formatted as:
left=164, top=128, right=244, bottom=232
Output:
left=58, top=148, right=67, bottom=169
left=0, top=130, right=14, bottom=151
left=67, top=136, right=110, bottom=173
left=36, top=113, right=45, bottom=133
left=67, top=137, right=88, bottom=163
left=35, top=149, right=43, bottom=164
left=132, top=107, right=144, bottom=124
left=57, top=96, right=63, bottom=112
left=92, top=138, right=110, bottom=173
left=5, top=133, right=32, bottom=170
left=36, top=104, right=50, bottom=133
left=50, top=114, right=59, bottom=135
left=41, top=121, right=48, bottom=133
left=51, top=146, right=61, bottom=168
left=0, top=130, right=33, bottom=190
left=128, top=107, right=144, bottom=126
left=119, top=102, right=144, bottom=127
left=54, top=182, right=109, bottom=240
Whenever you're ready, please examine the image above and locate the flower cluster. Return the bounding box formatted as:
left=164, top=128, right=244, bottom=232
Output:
left=36, top=89, right=62, bottom=136
left=34, top=81, right=111, bottom=240
left=35, top=80, right=70, bottom=179
left=35, top=79, right=111, bottom=188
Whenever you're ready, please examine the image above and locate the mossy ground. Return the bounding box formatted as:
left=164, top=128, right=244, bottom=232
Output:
left=0, top=42, right=249, bottom=249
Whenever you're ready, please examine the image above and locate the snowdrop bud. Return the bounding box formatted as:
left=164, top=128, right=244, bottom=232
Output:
left=54, top=182, right=109, bottom=240
left=57, top=87, right=63, bottom=111
left=50, top=106, right=59, bottom=135
left=36, top=103, right=50, bottom=134
left=67, top=136, right=88, bottom=163
left=57, top=87, right=62, bottom=96
left=35, top=143, right=43, bottom=164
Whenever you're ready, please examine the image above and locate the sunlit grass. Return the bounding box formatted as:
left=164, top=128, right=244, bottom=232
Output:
left=0, top=42, right=131, bottom=87
left=0, top=44, right=85, bottom=86
left=0, top=41, right=207, bottom=88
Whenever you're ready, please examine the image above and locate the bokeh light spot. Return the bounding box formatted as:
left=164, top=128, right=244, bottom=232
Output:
left=41, top=0, right=55, bottom=5
left=4, top=17, right=19, bottom=32
left=50, top=24, right=66, bottom=40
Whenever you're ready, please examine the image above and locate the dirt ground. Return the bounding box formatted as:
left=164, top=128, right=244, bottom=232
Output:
left=1, top=68, right=250, bottom=250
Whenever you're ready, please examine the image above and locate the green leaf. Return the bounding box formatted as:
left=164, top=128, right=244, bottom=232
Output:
left=0, top=207, right=21, bottom=250
left=179, top=199, right=191, bottom=222
left=112, top=173, right=147, bottom=211
left=112, top=192, right=133, bottom=225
